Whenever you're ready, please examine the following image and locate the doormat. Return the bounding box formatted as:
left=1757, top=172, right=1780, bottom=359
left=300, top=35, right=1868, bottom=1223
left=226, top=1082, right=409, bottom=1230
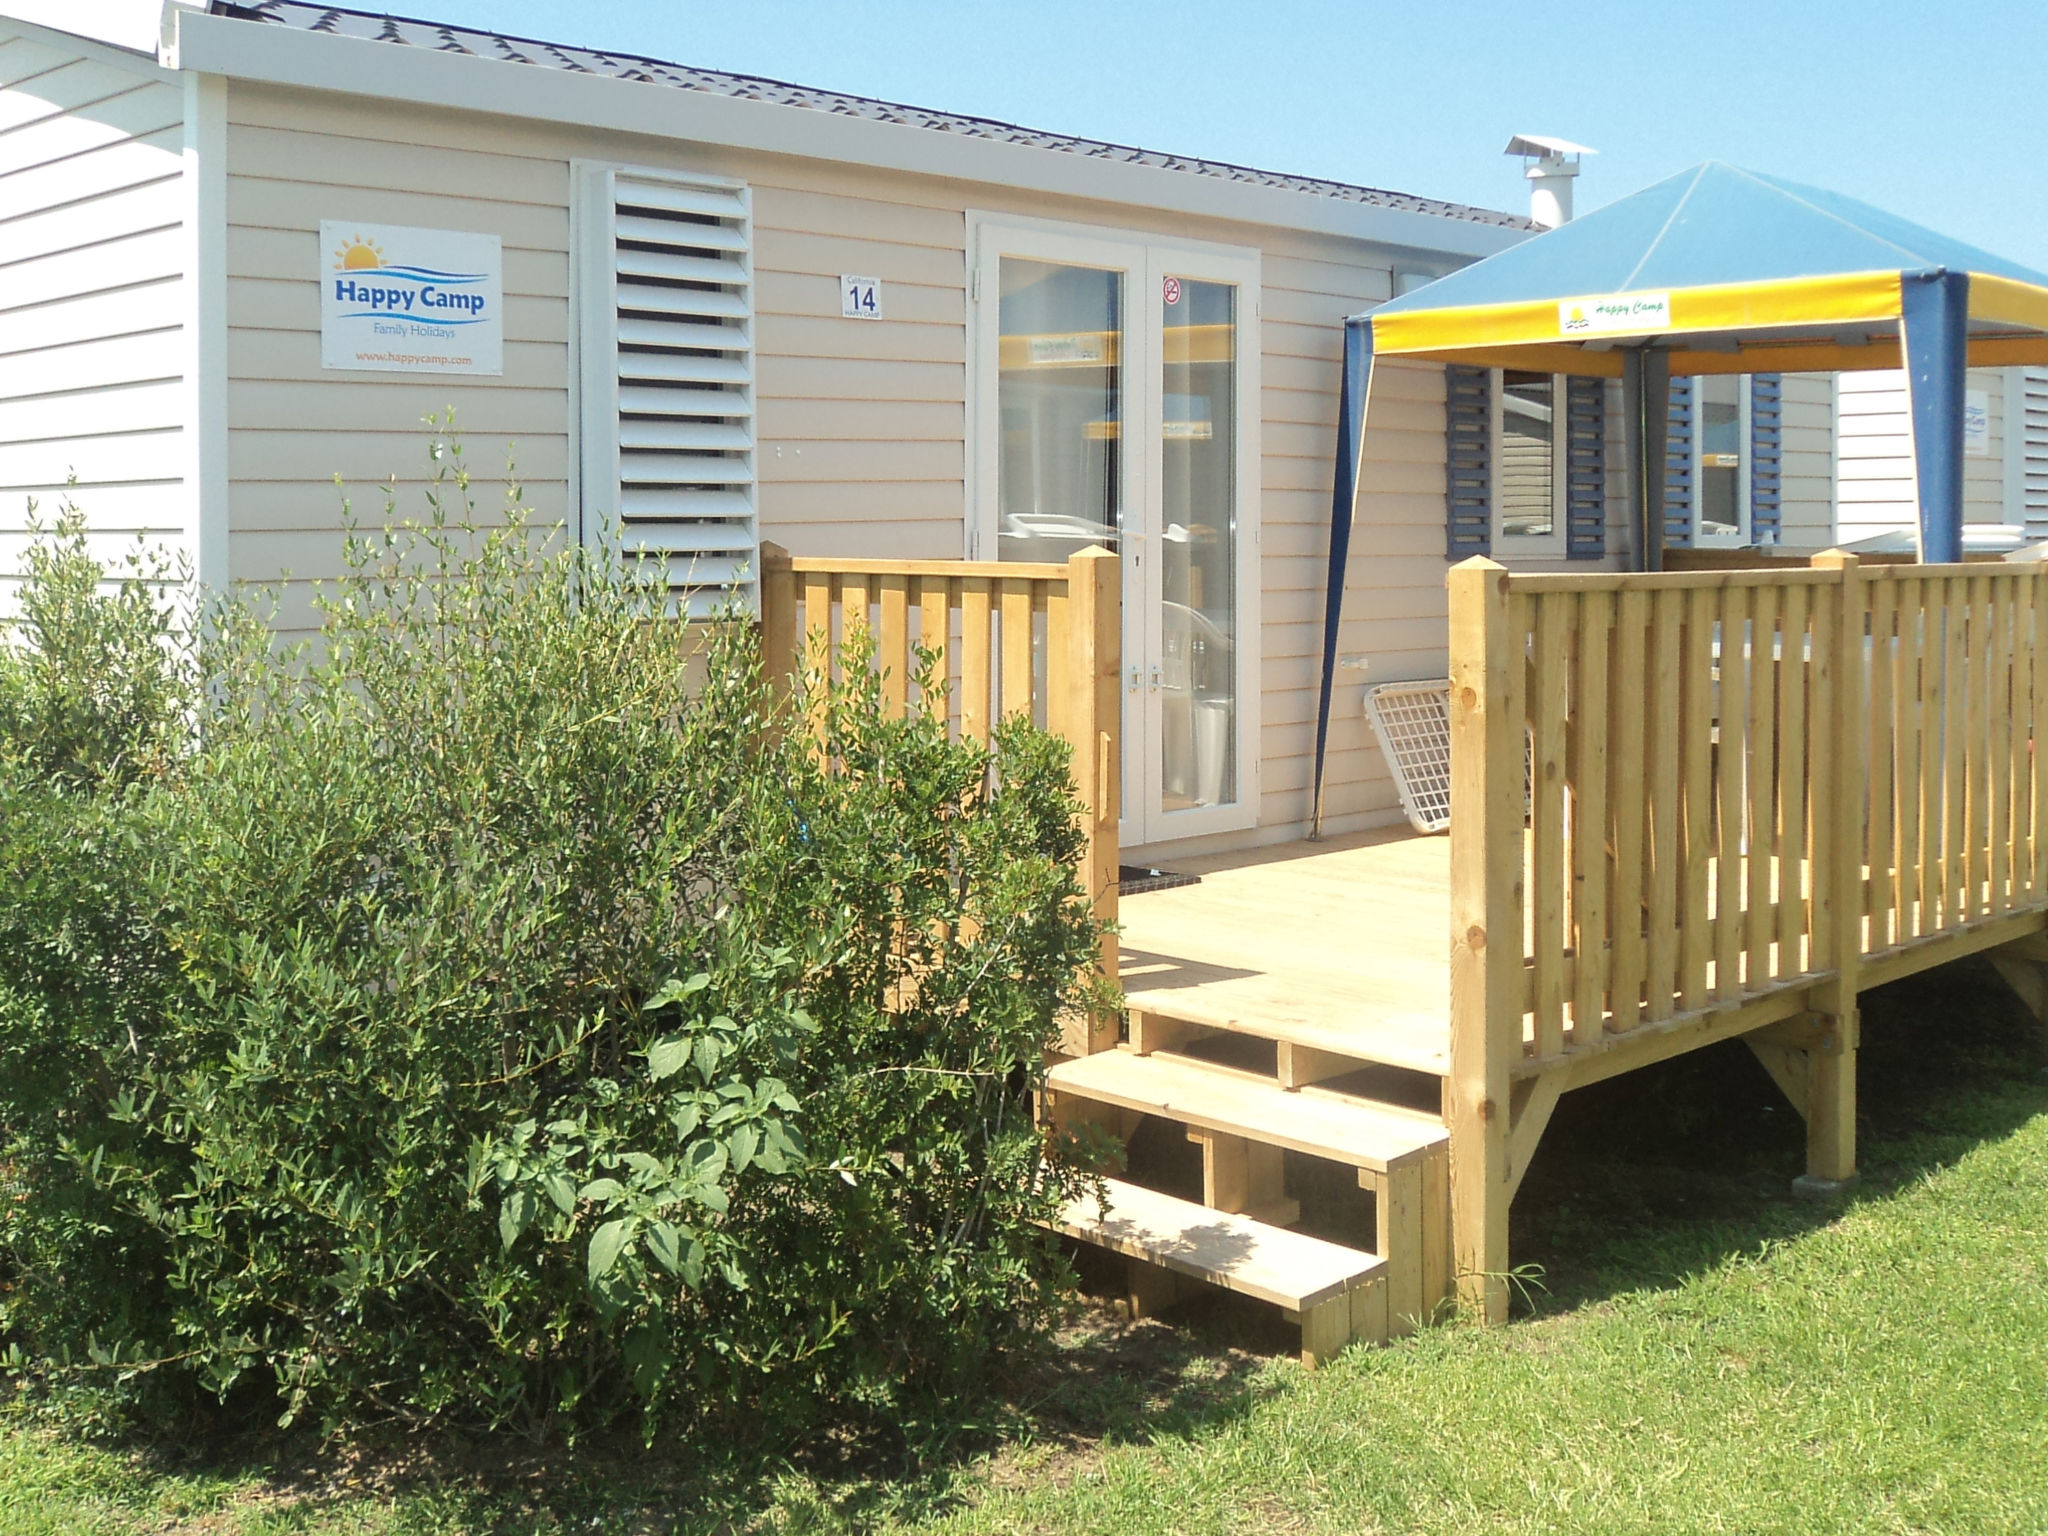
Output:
left=1118, top=865, right=1201, bottom=896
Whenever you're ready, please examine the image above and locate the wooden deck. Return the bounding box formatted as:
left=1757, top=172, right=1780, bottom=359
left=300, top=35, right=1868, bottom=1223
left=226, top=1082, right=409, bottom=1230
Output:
left=1118, top=827, right=1453, bottom=1079
left=768, top=544, right=2048, bottom=1356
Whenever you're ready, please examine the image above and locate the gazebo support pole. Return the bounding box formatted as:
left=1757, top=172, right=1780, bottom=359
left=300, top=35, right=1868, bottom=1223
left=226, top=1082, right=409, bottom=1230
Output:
left=1310, top=317, right=1373, bottom=839
left=1901, top=268, right=1970, bottom=564
left=1623, top=347, right=1670, bottom=572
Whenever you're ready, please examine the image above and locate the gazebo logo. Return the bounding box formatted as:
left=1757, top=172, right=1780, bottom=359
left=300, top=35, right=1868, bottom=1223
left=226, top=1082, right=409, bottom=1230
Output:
left=1559, top=291, right=1671, bottom=336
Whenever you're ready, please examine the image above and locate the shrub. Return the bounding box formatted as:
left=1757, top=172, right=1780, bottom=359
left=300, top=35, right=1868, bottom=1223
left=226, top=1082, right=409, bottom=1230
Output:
left=0, top=442, right=1105, bottom=1443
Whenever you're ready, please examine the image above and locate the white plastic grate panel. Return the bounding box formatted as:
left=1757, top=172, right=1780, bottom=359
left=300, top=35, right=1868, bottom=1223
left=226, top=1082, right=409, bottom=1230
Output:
left=1364, top=680, right=1454, bottom=835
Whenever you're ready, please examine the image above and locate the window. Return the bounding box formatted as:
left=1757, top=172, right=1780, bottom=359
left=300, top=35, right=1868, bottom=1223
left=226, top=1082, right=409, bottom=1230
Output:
left=575, top=165, right=757, bottom=615
left=1694, top=373, right=1747, bottom=544
left=1493, top=370, right=1566, bottom=554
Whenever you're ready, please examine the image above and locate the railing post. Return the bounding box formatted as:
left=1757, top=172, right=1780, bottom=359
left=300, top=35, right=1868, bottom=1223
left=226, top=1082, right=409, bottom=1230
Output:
left=1063, top=546, right=1121, bottom=1055
left=1447, top=556, right=1521, bottom=1323
left=759, top=540, right=796, bottom=705
left=1804, top=550, right=1864, bottom=1192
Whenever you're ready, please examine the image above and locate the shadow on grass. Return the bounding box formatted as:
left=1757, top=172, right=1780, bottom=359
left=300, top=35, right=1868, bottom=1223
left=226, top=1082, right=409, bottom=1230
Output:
left=1510, top=954, right=2048, bottom=1314
left=62, top=1290, right=1281, bottom=1535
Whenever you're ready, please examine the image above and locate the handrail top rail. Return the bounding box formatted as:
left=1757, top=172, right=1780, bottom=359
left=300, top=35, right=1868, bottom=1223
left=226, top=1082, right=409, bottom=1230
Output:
left=781, top=554, right=1101, bottom=582
left=1501, top=560, right=2019, bottom=596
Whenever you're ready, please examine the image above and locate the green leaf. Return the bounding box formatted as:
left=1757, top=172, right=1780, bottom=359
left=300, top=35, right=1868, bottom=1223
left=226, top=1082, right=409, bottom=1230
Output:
left=669, top=1102, right=701, bottom=1139
left=646, top=1035, right=691, bottom=1083
left=726, top=1124, right=759, bottom=1175
left=577, top=1177, right=625, bottom=1204
left=587, top=1217, right=635, bottom=1283
left=498, top=1188, right=537, bottom=1249
left=542, top=1170, right=576, bottom=1216
left=646, top=973, right=710, bottom=1010
left=692, top=1035, right=722, bottom=1082
left=644, top=1219, right=684, bottom=1275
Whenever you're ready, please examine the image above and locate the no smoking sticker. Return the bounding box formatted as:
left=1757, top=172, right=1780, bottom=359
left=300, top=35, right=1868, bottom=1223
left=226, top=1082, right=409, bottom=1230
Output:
left=1162, top=276, right=1182, bottom=306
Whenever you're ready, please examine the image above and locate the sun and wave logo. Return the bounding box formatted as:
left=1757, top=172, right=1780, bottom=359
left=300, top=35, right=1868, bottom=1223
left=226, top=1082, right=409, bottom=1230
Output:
left=329, top=231, right=490, bottom=323
left=333, top=233, right=386, bottom=271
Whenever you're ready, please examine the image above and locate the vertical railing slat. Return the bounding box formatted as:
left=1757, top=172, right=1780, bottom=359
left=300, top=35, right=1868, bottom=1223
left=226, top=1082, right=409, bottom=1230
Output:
left=1806, top=568, right=1837, bottom=973
left=1532, top=595, right=1570, bottom=1057
left=1746, top=585, right=1779, bottom=984
left=1645, top=592, right=1684, bottom=1019
left=1608, top=588, right=1650, bottom=1029
left=1678, top=585, right=1716, bottom=1011
left=878, top=572, right=910, bottom=716
left=1572, top=589, right=1612, bottom=1040
left=1991, top=577, right=2014, bottom=915
left=2034, top=568, right=2048, bottom=899
left=1865, top=576, right=1896, bottom=949
left=1000, top=578, right=1034, bottom=722
left=1776, top=582, right=1810, bottom=975
left=1942, top=578, right=1968, bottom=927
left=1963, top=574, right=1990, bottom=920
left=960, top=578, right=992, bottom=745
left=918, top=576, right=952, bottom=727
left=1714, top=586, right=1750, bottom=1000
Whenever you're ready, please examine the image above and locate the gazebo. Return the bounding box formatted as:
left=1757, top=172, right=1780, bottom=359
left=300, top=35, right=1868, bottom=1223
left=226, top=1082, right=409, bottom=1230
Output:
left=1314, top=162, right=2048, bottom=831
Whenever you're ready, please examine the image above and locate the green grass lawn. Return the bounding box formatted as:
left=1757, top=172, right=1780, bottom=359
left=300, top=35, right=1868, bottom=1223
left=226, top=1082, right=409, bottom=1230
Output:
left=3, top=960, right=2044, bottom=1535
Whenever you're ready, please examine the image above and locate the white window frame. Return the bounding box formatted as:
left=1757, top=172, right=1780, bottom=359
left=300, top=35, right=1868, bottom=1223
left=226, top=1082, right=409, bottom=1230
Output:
left=1689, top=374, right=1753, bottom=548
left=1490, top=370, right=1567, bottom=558
left=966, top=211, right=1263, bottom=848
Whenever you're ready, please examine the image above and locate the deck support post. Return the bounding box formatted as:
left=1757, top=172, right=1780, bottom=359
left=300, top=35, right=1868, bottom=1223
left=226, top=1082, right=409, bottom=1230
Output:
left=1062, top=546, right=1122, bottom=1055
left=1447, top=557, right=1523, bottom=1324
left=1801, top=552, right=1867, bottom=1194
left=758, top=541, right=796, bottom=704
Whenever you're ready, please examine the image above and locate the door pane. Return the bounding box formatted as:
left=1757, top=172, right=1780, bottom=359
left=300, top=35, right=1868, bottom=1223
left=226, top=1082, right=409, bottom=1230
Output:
left=996, top=259, right=1122, bottom=560
left=1698, top=374, right=1742, bottom=535
left=1160, top=276, right=1236, bottom=811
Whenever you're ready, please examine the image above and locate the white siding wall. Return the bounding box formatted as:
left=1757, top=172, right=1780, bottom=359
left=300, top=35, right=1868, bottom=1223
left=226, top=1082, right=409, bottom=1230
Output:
left=216, top=80, right=1543, bottom=854
left=0, top=25, right=187, bottom=608
left=1837, top=367, right=2010, bottom=542
left=1778, top=371, right=1834, bottom=545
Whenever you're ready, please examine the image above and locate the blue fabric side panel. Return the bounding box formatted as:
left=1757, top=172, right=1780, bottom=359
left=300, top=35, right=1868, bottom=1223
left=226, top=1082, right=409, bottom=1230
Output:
left=1444, top=364, right=1492, bottom=559
left=1565, top=375, right=1607, bottom=560
left=1312, top=317, right=1373, bottom=834
left=1664, top=374, right=1695, bottom=548
left=1749, top=373, right=1783, bottom=544
left=1901, top=269, right=1970, bottom=564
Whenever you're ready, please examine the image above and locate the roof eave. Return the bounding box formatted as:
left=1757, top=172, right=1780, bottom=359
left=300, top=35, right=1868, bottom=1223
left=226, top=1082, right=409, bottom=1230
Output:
left=161, top=7, right=1527, bottom=260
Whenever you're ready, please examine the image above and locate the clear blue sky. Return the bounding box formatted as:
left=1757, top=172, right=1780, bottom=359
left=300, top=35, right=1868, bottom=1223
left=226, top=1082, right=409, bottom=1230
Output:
left=423, top=0, right=2047, bottom=269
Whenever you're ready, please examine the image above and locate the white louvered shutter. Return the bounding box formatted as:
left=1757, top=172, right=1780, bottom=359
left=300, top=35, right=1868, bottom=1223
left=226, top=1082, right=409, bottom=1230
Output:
left=585, top=169, right=756, bottom=616
left=2022, top=367, right=2048, bottom=539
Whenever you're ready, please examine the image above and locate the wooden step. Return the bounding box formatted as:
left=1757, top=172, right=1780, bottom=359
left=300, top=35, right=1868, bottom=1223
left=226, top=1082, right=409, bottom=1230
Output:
left=1047, top=1048, right=1447, bottom=1174
left=1125, top=990, right=1450, bottom=1078
left=1053, top=1176, right=1388, bottom=1366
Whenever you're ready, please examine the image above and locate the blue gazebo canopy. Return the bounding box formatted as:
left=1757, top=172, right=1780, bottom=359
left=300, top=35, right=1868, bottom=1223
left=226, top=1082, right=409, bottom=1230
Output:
left=1311, top=163, right=2048, bottom=834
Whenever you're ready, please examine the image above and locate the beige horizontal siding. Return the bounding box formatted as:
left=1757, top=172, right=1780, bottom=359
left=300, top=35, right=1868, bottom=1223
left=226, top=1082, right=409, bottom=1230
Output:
left=1778, top=371, right=1834, bottom=545
left=0, top=27, right=186, bottom=604
left=218, top=77, right=1531, bottom=849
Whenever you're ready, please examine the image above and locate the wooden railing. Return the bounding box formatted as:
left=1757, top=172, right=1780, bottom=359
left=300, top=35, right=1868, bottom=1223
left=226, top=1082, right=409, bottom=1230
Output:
left=1448, top=552, right=2048, bottom=1320
left=758, top=543, right=1121, bottom=1055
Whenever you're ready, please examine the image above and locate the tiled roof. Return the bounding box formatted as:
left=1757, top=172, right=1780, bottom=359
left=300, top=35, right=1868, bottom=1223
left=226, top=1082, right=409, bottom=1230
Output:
left=219, top=1, right=1529, bottom=229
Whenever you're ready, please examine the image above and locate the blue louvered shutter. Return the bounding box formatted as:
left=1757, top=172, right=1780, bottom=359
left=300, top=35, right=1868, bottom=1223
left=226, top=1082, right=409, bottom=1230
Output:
left=1749, top=373, right=1783, bottom=544
left=1565, top=375, right=1606, bottom=560
left=1664, top=374, right=1695, bottom=547
left=1445, top=364, right=1491, bottom=558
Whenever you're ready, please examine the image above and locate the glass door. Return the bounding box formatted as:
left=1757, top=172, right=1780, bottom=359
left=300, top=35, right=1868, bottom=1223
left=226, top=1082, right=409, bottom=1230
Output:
left=973, top=219, right=1259, bottom=849
left=1157, top=272, right=1240, bottom=816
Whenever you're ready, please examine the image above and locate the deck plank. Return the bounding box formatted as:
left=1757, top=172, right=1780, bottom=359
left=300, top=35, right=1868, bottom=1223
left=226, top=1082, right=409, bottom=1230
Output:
left=1117, top=827, right=1456, bottom=1076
